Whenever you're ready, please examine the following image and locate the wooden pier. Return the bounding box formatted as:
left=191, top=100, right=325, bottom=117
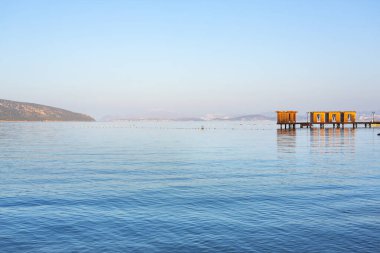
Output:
left=276, top=110, right=379, bottom=129
left=278, top=121, right=380, bottom=129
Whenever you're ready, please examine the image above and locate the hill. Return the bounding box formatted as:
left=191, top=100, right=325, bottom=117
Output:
left=101, top=114, right=275, bottom=122
left=227, top=114, right=275, bottom=121
left=0, top=99, right=95, bottom=122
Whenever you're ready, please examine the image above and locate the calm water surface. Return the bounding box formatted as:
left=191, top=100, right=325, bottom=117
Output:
left=0, top=122, right=379, bottom=252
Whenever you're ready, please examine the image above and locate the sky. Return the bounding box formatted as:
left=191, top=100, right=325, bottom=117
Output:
left=1, top=0, right=379, bottom=119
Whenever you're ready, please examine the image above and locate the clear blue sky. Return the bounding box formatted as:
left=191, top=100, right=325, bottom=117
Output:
left=1, top=0, right=379, bottom=119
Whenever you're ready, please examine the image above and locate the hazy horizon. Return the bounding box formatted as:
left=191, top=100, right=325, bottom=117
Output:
left=1, top=0, right=379, bottom=119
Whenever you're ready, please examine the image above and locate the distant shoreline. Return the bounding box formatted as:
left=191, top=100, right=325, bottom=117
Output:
left=0, top=120, right=96, bottom=122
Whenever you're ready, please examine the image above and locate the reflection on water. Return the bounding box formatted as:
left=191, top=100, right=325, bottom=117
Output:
left=277, top=129, right=297, bottom=155
left=277, top=128, right=356, bottom=156
left=310, top=128, right=355, bottom=155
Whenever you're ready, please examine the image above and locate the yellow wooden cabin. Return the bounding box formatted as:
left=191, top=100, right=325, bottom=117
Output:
left=327, top=111, right=341, bottom=123
left=310, top=111, right=356, bottom=124
left=342, top=111, right=356, bottom=123
left=276, top=111, right=297, bottom=124
left=310, top=112, right=326, bottom=123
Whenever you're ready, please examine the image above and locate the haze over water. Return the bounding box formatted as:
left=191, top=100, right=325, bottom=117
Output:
left=1, top=122, right=379, bottom=252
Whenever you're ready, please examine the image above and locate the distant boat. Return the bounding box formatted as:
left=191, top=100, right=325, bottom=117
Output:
left=378, top=133, right=380, bottom=136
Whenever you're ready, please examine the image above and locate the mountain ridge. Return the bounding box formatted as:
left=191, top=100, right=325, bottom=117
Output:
left=0, top=99, right=95, bottom=122
left=100, top=114, right=275, bottom=122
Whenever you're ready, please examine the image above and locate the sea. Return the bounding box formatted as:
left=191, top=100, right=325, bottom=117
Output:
left=0, top=121, right=379, bottom=253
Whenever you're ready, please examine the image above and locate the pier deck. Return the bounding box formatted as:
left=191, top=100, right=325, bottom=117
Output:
left=278, top=122, right=380, bottom=129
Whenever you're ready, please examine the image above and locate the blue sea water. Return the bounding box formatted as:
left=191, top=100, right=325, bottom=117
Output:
left=0, top=121, right=379, bottom=253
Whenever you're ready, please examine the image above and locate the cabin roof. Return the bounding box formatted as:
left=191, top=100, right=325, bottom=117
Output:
left=308, top=111, right=357, bottom=113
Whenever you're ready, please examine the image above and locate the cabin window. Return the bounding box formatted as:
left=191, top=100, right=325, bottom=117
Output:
left=347, top=114, right=351, bottom=122
left=332, top=114, right=336, bottom=122
left=317, top=114, right=320, bottom=122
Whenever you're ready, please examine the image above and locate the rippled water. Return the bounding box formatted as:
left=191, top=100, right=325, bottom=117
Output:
left=0, top=121, right=379, bottom=252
